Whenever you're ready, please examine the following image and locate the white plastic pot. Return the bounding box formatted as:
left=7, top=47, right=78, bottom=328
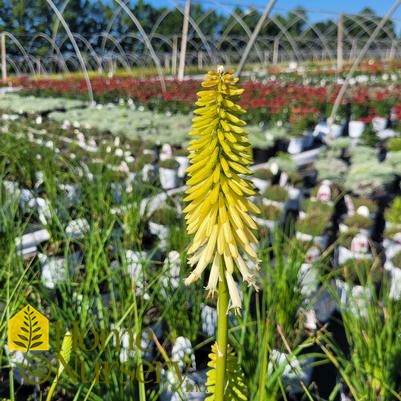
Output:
left=377, top=128, right=395, bottom=140
left=348, top=121, right=365, bottom=138
left=288, top=137, right=304, bottom=154
left=65, top=218, right=90, bottom=240
left=159, top=167, right=179, bottom=190
left=159, top=143, right=173, bottom=161
left=39, top=252, right=81, bottom=289
left=372, top=117, right=386, bottom=132
left=389, top=266, right=401, bottom=300
left=15, top=229, right=50, bottom=252
left=251, top=177, right=270, bottom=194
left=175, top=156, right=189, bottom=178
left=149, top=221, right=170, bottom=249
left=142, top=164, right=156, bottom=182
left=336, top=245, right=372, bottom=265
left=296, top=231, right=328, bottom=250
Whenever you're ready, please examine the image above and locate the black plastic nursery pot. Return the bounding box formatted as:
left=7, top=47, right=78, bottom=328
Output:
left=300, top=168, right=318, bottom=189
left=252, top=146, right=275, bottom=164
left=275, top=138, right=290, bottom=153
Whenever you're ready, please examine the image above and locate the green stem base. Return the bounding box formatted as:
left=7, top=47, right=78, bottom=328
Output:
left=215, top=260, right=229, bottom=400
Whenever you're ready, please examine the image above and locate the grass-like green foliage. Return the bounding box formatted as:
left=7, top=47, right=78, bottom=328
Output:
left=340, top=257, right=382, bottom=285
left=330, top=137, right=352, bottom=151
left=257, top=225, right=271, bottom=243
left=297, top=201, right=332, bottom=237
left=352, top=196, right=377, bottom=214
left=259, top=204, right=281, bottom=221
left=387, top=137, right=401, bottom=152
left=385, top=196, right=401, bottom=225
left=314, top=156, right=348, bottom=184
left=361, top=125, right=379, bottom=147
left=159, top=158, right=179, bottom=170
left=344, top=157, right=395, bottom=194
left=303, top=199, right=333, bottom=215
left=344, top=214, right=372, bottom=230
left=385, top=151, right=401, bottom=170
left=296, top=210, right=331, bottom=237
left=234, top=232, right=316, bottom=400
left=268, top=153, right=297, bottom=174
left=337, top=227, right=361, bottom=249
left=173, top=148, right=188, bottom=157
left=253, top=168, right=274, bottom=180
left=263, top=185, right=288, bottom=203
left=287, top=171, right=303, bottom=188
left=384, top=225, right=401, bottom=239
left=149, top=207, right=178, bottom=225
left=133, top=154, right=154, bottom=171
left=324, top=272, right=401, bottom=401
left=0, top=114, right=204, bottom=401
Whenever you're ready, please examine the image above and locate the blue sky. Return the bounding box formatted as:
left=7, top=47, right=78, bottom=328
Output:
left=146, top=0, right=401, bottom=23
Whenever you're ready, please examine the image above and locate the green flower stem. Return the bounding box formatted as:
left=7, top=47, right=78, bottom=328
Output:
left=215, top=259, right=229, bottom=400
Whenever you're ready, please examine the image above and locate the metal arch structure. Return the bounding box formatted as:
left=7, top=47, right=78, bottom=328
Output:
left=338, top=15, right=396, bottom=60
left=192, top=8, right=219, bottom=33
left=148, top=33, right=173, bottom=51
left=96, top=33, right=131, bottom=64
left=149, top=8, right=172, bottom=38
left=169, top=3, right=217, bottom=65
left=42, top=54, right=70, bottom=73
left=100, top=0, right=129, bottom=56
left=50, top=0, right=72, bottom=48
left=57, top=33, right=103, bottom=71
left=141, top=3, right=218, bottom=64
left=62, top=54, right=82, bottom=71
left=329, top=0, right=401, bottom=123
left=216, top=36, right=245, bottom=58
left=219, top=12, right=302, bottom=63
left=45, top=0, right=94, bottom=103
left=108, top=54, right=133, bottom=73
left=347, top=14, right=397, bottom=41
left=216, top=8, right=264, bottom=64
left=3, top=32, right=36, bottom=75
left=30, top=56, right=49, bottom=75
left=289, top=10, right=335, bottom=61
left=343, top=17, right=380, bottom=43
left=112, top=0, right=166, bottom=92
left=6, top=55, right=22, bottom=75
left=117, top=32, right=173, bottom=54
left=26, top=33, right=69, bottom=73
left=4, top=4, right=401, bottom=78
left=267, top=16, right=303, bottom=63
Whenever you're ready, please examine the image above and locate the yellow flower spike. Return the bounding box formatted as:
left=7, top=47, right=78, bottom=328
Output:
left=184, top=66, right=260, bottom=310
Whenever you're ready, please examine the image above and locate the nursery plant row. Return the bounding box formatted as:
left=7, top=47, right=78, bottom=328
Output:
left=6, top=72, right=401, bottom=127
